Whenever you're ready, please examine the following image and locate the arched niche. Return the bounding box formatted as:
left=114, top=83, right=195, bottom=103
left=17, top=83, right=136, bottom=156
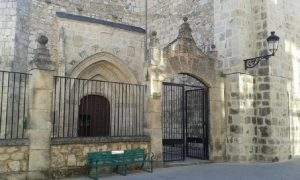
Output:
left=69, top=52, right=138, bottom=83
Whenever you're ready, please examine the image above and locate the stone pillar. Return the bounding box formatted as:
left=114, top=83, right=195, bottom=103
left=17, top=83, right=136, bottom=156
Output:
left=27, top=35, right=55, bottom=178
left=146, top=32, right=163, bottom=163
left=147, top=95, right=163, bottom=162
left=225, top=73, right=255, bottom=161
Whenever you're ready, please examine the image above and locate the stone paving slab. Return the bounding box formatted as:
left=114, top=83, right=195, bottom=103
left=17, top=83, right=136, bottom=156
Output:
left=64, top=159, right=300, bottom=180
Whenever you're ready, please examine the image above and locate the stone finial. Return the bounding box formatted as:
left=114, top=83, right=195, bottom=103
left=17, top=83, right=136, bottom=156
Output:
left=183, top=16, right=188, bottom=22
left=149, top=31, right=159, bottom=47
left=211, top=44, right=216, bottom=50
left=178, top=16, right=193, bottom=40
left=29, top=35, right=55, bottom=70
left=149, top=31, right=161, bottom=66
left=37, top=35, right=48, bottom=46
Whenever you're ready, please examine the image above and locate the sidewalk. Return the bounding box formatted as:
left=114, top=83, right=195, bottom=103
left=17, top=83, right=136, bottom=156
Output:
left=64, top=159, right=300, bottom=180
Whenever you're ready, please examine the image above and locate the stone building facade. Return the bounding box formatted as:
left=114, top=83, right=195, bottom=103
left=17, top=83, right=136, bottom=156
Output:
left=0, top=0, right=299, bottom=179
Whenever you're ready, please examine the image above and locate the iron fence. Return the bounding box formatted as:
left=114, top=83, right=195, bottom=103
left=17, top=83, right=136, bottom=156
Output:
left=0, top=70, right=29, bottom=139
left=162, top=82, right=209, bottom=161
left=52, top=76, right=147, bottom=138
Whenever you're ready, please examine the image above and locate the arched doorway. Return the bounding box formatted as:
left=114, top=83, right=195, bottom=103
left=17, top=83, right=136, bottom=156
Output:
left=78, top=95, right=110, bottom=137
left=162, top=74, right=209, bottom=161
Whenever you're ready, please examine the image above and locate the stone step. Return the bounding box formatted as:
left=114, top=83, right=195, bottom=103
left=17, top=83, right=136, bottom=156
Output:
left=163, top=159, right=211, bottom=168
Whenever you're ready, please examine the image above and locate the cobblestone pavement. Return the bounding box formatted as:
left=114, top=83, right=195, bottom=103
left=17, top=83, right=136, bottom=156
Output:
left=65, top=158, right=300, bottom=180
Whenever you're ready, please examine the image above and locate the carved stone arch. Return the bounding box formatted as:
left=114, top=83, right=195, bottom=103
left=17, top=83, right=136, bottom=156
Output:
left=69, top=52, right=138, bottom=83
left=162, top=65, right=213, bottom=88
left=152, top=17, right=225, bottom=162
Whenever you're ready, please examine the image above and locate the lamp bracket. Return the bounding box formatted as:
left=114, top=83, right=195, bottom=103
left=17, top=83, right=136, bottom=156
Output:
left=244, top=54, right=274, bottom=70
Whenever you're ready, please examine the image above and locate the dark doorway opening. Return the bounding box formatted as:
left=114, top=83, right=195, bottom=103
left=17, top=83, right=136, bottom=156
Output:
left=78, top=95, right=110, bottom=137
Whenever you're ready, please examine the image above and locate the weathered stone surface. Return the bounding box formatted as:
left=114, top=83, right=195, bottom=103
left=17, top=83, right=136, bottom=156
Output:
left=8, top=161, right=20, bottom=172
left=0, top=146, right=29, bottom=173
left=0, top=154, right=10, bottom=161
left=259, top=84, right=270, bottom=91
left=50, top=141, right=150, bottom=171
left=230, top=125, right=243, bottom=134
left=11, top=152, right=24, bottom=161
left=67, top=155, right=76, bottom=167
left=260, top=126, right=272, bottom=137
left=261, top=145, right=273, bottom=155
left=259, top=108, right=271, bottom=116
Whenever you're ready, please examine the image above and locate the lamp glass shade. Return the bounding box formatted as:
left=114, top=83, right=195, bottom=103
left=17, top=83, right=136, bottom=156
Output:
left=267, top=31, right=280, bottom=54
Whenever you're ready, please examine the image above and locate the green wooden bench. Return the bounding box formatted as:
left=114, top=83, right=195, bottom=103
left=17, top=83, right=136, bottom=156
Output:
left=87, top=148, right=154, bottom=179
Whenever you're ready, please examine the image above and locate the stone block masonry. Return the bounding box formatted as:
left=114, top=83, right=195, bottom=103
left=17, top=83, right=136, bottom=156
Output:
left=0, top=0, right=146, bottom=72
left=225, top=73, right=256, bottom=161
left=0, top=140, right=150, bottom=177
left=0, top=0, right=18, bottom=70
left=50, top=139, right=150, bottom=178
left=0, top=145, right=29, bottom=173
left=148, top=0, right=214, bottom=51
left=26, top=0, right=146, bottom=73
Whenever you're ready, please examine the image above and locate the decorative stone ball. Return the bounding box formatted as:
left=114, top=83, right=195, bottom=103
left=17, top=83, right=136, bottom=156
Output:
left=183, top=16, right=188, bottom=22
left=37, top=35, right=48, bottom=45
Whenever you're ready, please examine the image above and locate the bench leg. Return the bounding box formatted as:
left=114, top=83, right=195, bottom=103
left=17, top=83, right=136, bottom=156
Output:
left=141, top=162, right=145, bottom=170
left=123, top=164, right=127, bottom=176
left=143, top=161, right=153, bottom=173
left=116, top=164, right=127, bottom=176
left=88, top=166, right=98, bottom=180
left=150, top=161, right=153, bottom=173
left=95, top=166, right=99, bottom=180
left=115, top=165, right=119, bottom=173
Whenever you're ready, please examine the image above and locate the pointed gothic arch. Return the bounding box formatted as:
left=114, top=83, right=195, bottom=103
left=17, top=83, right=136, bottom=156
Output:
left=69, top=52, right=138, bottom=83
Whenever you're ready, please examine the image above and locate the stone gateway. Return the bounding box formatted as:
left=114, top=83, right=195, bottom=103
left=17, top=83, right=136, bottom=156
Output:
left=0, top=0, right=299, bottom=179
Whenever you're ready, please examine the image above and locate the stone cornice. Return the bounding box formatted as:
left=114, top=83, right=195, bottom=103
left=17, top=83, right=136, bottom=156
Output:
left=0, top=139, right=29, bottom=146
left=51, top=136, right=151, bottom=145
left=56, top=12, right=146, bottom=34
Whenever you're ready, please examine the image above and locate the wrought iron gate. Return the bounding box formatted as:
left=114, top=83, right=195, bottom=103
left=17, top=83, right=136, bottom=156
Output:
left=162, top=82, right=209, bottom=162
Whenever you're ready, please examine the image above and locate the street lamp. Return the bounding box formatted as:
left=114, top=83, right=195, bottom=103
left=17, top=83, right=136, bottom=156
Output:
left=244, top=31, right=280, bottom=70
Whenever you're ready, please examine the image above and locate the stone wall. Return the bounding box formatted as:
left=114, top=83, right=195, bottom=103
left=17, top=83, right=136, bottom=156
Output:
left=265, top=0, right=300, bottom=159
left=0, top=138, right=150, bottom=176
left=26, top=0, right=146, bottom=72
left=54, top=15, right=145, bottom=82
left=279, top=0, right=300, bottom=157
left=0, top=0, right=17, bottom=71
left=219, top=0, right=299, bottom=162
left=225, top=73, right=293, bottom=162
left=12, top=0, right=30, bottom=71
left=0, top=145, right=29, bottom=173
left=225, top=73, right=255, bottom=161
left=0, top=0, right=146, bottom=72
left=214, top=0, right=253, bottom=72
left=147, top=0, right=214, bottom=51
left=50, top=138, right=150, bottom=177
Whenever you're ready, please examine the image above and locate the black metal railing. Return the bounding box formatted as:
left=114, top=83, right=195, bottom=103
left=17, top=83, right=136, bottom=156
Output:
left=162, top=82, right=209, bottom=161
left=52, top=76, right=147, bottom=138
left=0, top=70, right=29, bottom=139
